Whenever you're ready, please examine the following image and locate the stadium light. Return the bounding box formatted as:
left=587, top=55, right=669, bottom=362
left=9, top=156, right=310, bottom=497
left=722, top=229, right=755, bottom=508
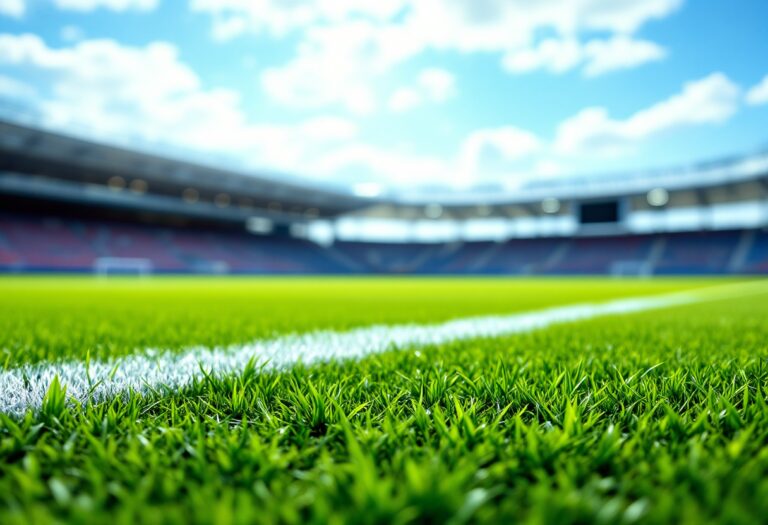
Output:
left=214, top=193, right=231, bottom=208
left=129, top=179, right=147, bottom=194
left=107, top=176, right=125, bottom=191
left=476, top=204, right=492, bottom=217
left=182, top=188, right=199, bottom=204
left=425, top=203, right=443, bottom=219
left=541, top=198, right=560, bottom=214
left=647, top=188, right=669, bottom=207
left=246, top=217, right=273, bottom=234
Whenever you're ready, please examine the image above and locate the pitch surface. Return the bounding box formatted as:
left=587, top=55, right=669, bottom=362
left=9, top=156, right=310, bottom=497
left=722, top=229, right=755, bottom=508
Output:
left=1, top=277, right=767, bottom=524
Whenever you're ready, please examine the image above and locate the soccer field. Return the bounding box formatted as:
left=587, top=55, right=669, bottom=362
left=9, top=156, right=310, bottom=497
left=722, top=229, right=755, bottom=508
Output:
left=1, top=277, right=767, bottom=524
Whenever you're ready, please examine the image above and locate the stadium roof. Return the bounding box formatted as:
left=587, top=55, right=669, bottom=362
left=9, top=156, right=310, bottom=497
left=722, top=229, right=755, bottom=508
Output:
left=0, top=118, right=371, bottom=222
left=2, top=117, right=767, bottom=217
left=391, top=150, right=768, bottom=206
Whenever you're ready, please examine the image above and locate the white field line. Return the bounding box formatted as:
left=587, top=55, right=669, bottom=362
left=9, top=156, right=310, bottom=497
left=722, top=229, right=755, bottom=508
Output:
left=0, top=281, right=766, bottom=416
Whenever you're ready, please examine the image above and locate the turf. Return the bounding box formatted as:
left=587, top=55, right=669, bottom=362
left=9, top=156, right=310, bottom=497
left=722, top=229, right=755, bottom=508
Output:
left=1, top=277, right=767, bottom=524
left=0, top=277, right=721, bottom=367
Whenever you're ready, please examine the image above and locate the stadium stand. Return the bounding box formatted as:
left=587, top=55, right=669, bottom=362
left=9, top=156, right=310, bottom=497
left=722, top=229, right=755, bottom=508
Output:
left=1, top=119, right=767, bottom=276
left=739, top=231, right=768, bottom=273
left=2, top=212, right=767, bottom=275
left=0, top=213, right=347, bottom=274
left=653, top=231, right=742, bottom=275
left=473, top=239, right=565, bottom=275
left=552, top=236, right=657, bottom=275
left=333, top=242, right=444, bottom=274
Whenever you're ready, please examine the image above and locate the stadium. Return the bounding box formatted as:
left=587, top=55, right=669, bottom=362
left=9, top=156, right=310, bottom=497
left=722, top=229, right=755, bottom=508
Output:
left=2, top=118, right=767, bottom=276
left=2, top=1, right=768, bottom=524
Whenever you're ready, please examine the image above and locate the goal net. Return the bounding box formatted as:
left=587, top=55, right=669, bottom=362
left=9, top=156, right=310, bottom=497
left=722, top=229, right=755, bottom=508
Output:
left=610, top=260, right=653, bottom=277
left=93, top=257, right=153, bottom=277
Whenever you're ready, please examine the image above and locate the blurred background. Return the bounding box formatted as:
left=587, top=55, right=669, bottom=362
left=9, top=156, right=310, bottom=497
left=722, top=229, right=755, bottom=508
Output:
left=0, top=0, right=767, bottom=276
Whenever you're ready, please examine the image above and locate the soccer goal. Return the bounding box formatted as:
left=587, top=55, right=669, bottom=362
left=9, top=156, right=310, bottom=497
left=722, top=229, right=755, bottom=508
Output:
left=610, top=260, right=653, bottom=277
left=93, top=257, right=153, bottom=277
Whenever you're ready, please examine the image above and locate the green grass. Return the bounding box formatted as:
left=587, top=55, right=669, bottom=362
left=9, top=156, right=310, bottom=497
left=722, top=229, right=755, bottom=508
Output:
left=1, top=277, right=767, bottom=524
left=0, top=277, right=722, bottom=367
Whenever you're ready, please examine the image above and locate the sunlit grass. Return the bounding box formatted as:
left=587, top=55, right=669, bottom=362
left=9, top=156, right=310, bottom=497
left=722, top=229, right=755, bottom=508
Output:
left=0, top=277, right=766, bottom=524
left=0, top=276, right=723, bottom=367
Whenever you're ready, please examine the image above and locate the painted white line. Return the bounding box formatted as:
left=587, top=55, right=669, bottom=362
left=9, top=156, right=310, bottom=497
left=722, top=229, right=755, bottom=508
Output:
left=0, top=282, right=764, bottom=416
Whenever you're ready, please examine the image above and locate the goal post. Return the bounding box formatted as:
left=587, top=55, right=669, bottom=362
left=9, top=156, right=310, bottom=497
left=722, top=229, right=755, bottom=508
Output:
left=93, top=257, right=153, bottom=277
left=610, top=260, right=653, bottom=277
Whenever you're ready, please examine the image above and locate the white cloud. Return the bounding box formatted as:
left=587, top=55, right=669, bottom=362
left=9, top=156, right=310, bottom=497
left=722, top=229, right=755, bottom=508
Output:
left=555, top=73, right=741, bottom=155
left=387, top=68, right=457, bottom=113
left=503, top=36, right=665, bottom=77
left=190, top=0, right=407, bottom=39
left=503, top=38, right=583, bottom=74
left=313, top=143, right=451, bottom=187
left=458, top=126, right=542, bottom=185
left=60, top=25, right=85, bottom=43
left=0, top=34, right=359, bottom=177
left=0, top=34, right=443, bottom=189
left=259, top=19, right=435, bottom=115
left=417, top=68, right=456, bottom=102
left=582, top=36, right=666, bottom=77
left=573, top=0, right=684, bottom=33
left=209, top=16, right=248, bottom=42
left=0, top=0, right=23, bottom=18
left=534, top=159, right=565, bottom=177
left=318, top=70, right=743, bottom=188
left=462, top=127, right=542, bottom=162
left=202, top=0, right=682, bottom=54
left=53, top=0, right=158, bottom=12
left=3, top=7, right=748, bottom=192
left=309, top=125, right=542, bottom=188
left=260, top=21, right=387, bottom=115
left=198, top=0, right=681, bottom=112
left=1, top=35, right=737, bottom=190
left=746, top=74, right=768, bottom=106
left=388, top=88, right=421, bottom=113
left=299, top=116, right=358, bottom=142
left=0, top=74, right=36, bottom=99
left=384, top=0, right=680, bottom=57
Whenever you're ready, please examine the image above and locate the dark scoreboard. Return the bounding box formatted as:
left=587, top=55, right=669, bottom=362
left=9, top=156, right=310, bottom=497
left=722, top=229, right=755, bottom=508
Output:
left=579, top=200, right=620, bottom=224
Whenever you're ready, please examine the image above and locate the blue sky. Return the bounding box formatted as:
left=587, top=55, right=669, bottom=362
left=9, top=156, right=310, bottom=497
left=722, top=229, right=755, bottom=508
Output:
left=0, top=0, right=767, bottom=193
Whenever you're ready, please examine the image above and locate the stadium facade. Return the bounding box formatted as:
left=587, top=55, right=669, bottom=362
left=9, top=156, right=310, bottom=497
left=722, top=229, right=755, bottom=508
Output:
left=1, top=118, right=767, bottom=275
